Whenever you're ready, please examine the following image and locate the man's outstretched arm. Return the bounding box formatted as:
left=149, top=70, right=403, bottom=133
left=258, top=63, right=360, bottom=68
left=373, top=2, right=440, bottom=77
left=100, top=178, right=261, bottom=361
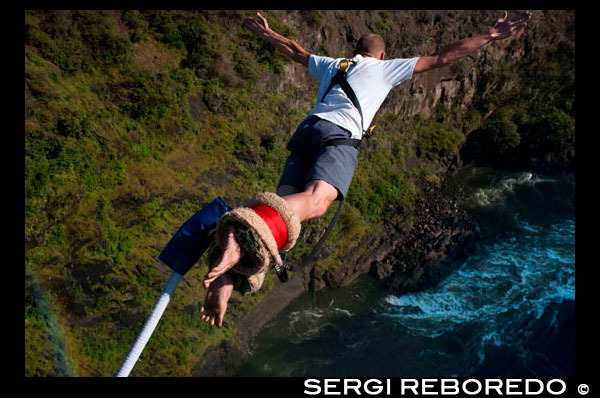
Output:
left=243, top=12, right=310, bottom=67
left=414, top=11, right=532, bottom=74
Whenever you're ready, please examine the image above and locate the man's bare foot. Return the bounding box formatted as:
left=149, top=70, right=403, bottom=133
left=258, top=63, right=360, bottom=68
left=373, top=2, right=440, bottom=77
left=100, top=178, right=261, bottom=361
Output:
left=203, top=225, right=243, bottom=288
left=201, top=272, right=234, bottom=327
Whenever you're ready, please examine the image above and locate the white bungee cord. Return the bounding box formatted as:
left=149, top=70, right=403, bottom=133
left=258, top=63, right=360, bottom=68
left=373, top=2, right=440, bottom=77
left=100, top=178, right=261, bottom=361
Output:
left=115, top=271, right=183, bottom=377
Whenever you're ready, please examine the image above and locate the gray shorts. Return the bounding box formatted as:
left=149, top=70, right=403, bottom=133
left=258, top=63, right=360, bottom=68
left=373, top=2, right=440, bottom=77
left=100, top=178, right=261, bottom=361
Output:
left=278, top=116, right=359, bottom=200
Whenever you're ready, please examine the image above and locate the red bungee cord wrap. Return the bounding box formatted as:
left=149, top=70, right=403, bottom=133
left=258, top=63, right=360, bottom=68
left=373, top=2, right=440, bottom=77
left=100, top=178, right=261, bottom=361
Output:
left=251, top=205, right=288, bottom=251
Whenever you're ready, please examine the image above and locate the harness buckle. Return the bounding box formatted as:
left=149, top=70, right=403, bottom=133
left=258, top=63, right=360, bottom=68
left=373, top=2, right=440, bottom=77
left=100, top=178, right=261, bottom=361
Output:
left=276, top=251, right=291, bottom=282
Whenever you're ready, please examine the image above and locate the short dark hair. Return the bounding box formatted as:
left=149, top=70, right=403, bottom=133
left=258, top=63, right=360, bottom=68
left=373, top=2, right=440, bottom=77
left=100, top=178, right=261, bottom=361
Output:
left=355, top=33, right=385, bottom=56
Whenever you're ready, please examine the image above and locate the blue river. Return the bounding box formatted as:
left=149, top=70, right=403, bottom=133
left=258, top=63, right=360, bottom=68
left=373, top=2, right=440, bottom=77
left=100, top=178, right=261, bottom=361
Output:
left=237, top=168, right=575, bottom=377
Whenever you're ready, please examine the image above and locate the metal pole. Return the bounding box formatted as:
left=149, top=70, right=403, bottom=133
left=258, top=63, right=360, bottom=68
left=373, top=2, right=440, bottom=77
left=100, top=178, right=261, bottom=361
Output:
left=115, top=271, right=183, bottom=377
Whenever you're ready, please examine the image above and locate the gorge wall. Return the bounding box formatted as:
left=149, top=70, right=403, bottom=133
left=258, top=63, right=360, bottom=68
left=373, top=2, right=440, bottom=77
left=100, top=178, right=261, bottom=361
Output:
left=25, top=10, right=574, bottom=376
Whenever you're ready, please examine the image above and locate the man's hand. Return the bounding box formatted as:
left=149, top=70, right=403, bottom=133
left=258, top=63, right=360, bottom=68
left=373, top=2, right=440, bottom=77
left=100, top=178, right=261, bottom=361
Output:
left=242, top=11, right=310, bottom=67
left=414, top=11, right=532, bottom=74
left=488, top=11, right=532, bottom=41
left=243, top=12, right=269, bottom=36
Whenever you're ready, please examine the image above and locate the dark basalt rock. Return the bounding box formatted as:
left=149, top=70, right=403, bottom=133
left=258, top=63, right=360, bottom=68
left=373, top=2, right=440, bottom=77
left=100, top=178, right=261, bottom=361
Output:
left=377, top=173, right=479, bottom=295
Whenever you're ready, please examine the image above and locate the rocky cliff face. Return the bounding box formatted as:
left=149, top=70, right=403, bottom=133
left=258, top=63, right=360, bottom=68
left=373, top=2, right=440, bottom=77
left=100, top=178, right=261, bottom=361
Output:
left=275, top=10, right=574, bottom=171
left=276, top=11, right=517, bottom=115
left=194, top=10, right=574, bottom=375
left=25, top=10, right=574, bottom=376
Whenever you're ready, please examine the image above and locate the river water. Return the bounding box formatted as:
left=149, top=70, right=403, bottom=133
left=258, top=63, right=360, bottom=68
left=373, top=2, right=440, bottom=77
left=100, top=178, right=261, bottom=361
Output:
left=237, top=167, right=575, bottom=377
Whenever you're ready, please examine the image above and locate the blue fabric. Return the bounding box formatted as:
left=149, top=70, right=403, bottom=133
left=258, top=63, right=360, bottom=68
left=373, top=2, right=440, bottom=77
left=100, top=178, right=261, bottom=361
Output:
left=157, top=197, right=232, bottom=275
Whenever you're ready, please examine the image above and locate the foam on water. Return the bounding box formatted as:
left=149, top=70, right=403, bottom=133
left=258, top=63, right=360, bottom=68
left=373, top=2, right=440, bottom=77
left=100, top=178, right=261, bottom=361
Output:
left=238, top=170, right=574, bottom=377
left=379, top=169, right=574, bottom=373
left=383, top=216, right=574, bottom=367
left=471, top=171, right=536, bottom=206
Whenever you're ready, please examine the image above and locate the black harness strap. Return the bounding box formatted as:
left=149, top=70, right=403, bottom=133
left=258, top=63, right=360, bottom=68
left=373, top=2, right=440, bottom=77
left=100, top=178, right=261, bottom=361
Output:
left=319, top=59, right=378, bottom=138
left=275, top=197, right=344, bottom=281
left=293, top=198, right=344, bottom=272
left=277, top=139, right=360, bottom=282
left=288, top=138, right=362, bottom=161
left=320, top=138, right=362, bottom=150
left=274, top=61, right=368, bottom=283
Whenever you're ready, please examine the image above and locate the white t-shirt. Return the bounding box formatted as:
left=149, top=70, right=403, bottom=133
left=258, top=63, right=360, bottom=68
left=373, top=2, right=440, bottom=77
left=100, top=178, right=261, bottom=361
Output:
left=307, top=53, right=419, bottom=139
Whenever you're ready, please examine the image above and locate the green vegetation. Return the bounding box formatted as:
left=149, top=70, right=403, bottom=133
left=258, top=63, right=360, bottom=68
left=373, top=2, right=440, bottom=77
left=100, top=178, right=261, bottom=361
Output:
left=466, top=29, right=575, bottom=167
left=25, top=10, right=574, bottom=376
left=480, top=109, right=520, bottom=153
left=413, top=108, right=466, bottom=156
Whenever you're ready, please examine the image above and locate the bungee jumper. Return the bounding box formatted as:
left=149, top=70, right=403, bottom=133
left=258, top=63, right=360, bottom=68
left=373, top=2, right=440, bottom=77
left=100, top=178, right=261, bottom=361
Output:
left=200, top=10, right=531, bottom=326
left=115, top=10, right=531, bottom=376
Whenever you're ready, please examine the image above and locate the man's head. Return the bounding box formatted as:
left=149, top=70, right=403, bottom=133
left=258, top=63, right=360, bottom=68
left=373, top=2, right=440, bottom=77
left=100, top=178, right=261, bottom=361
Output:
left=354, top=33, right=386, bottom=60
